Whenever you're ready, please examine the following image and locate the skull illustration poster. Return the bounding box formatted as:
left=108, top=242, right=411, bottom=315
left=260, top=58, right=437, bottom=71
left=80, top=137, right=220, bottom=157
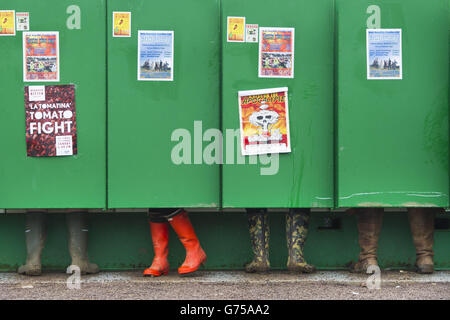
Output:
left=138, top=30, right=174, bottom=81
left=227, top=17, right=245, bottom=42
left=238, top=87, right=291, bottom=156
left=259, top=27, right=294, bottom=78
left=23, top=32, right=60, bottom=82
left=0, top=10, right=15, bottom=36
left=25, top=85, right=77, bottom=157
left=113, top=12, right=131, bottom=37
left=366, top=29, right=402, bottom=79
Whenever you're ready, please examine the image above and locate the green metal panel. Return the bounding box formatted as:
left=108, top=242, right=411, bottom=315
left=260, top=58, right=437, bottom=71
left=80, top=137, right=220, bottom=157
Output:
left=0, top=0, right=106, bottom=209
left=336, top=0, right=449, bottom=207
left=107, top=0, right=220, bottom=208
left=221, top=0, right=334, bottom=208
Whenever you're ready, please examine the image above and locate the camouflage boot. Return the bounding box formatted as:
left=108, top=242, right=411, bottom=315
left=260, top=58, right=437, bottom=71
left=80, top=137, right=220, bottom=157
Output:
left=286, top=209, right=315, bottom=273
left=350, top=208, right=384, bottom=273
left=18, top=212, right=47, bottom=276
left=244, top=209, right=270, bottom=273
left=408, top=208, right=438, bottom=274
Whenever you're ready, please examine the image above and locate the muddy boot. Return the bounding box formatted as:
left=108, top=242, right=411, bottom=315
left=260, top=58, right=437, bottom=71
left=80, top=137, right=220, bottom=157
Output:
left=349, top=208, right=383, bottom=273
left=18, top=212, right=47, bottom=276
left=408, top=208, right=436, bottom=274
left=286, top=209, right=315, bottom=273
left=244, top=209, right=270, bottom=273
left=66, top=212, right=99, bottom=275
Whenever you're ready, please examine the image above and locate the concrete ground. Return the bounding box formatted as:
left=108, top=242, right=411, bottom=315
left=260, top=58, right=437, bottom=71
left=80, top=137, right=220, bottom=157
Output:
left=0, top=270, right=448, bottom=300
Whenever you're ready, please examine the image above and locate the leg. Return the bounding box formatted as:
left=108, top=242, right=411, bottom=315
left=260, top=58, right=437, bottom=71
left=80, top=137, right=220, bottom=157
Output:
left=286, top=208, right=315, bottom=273
left=244, top=208, right=270, bottom=273
left=350, top=208, right=384, bottom=273
left=168, top=209, right=207, bottom=275
left=66, top=210, right=99, bottom=275
left=143, top=210, right=170, bottom=277
left=18, top=210, right=47, bottom=276
left=408, top=207, right=437, bottom=274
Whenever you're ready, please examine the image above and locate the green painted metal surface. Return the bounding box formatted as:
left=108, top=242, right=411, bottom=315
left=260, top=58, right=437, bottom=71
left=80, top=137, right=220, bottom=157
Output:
left=221, top=0, right=335, bottom=208
left=107, top=0, right=220, bottom=208
left=0, top=211, right=449, bottom=271
left=336, top=0, right=449, bottom=207
left=0, top=0, right=107, bottom=209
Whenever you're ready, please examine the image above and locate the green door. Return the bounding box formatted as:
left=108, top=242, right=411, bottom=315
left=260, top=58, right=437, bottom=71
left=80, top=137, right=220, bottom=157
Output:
left=336, top=0, right=449, bottom=207
left=0, top=0, right=106, bottom=209
left=107, top=0, right=220, bottom=208
left=221, top=0, right=335, bottom=208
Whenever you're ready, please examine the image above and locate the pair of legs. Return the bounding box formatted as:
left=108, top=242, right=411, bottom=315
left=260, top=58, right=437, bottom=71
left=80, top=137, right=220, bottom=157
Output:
left=352, top=207, right=441, bottom=274
left=18, top=209, right=98, bottom=276
left=245, top=208, right=315, bottom=273
left=144, top=208, right=206, bottom=276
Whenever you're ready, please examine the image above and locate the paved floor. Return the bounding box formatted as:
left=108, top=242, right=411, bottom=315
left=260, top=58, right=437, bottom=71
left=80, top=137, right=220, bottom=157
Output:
left=0, top=270, right=448, bottom=300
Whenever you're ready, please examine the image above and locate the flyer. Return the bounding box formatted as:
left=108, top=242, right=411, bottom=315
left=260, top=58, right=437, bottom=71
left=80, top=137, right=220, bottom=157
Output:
left=0, top=10, right=15, bottom=36
left=366, top=29, right=402, bottom=79
left=259, top=27, right=295, bottom=78
left=245, top=24, right=258, bottom=43
left=227, top=16, right=245, bottom=42
left=138, top=30, right=174, bottom=81
left=238, top=87, right=291, bottom=156
left=113, top=12, right=131, bottom=37
left=24, top=85, right=77, bottom=157
left=16, top=12, right=29, bottom=31
left=23, top=31, right=60, bottom=82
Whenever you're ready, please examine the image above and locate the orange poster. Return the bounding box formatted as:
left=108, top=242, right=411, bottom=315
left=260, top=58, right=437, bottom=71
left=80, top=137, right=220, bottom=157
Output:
left=113, top=12, right=131, bottom=37
left=0, top=10, right=15, bottom=36
left=238, top=87, right=291, bottom=156
left=23, top=32, right=60, bottom=82
left=227, top=16, right=245, bottom=42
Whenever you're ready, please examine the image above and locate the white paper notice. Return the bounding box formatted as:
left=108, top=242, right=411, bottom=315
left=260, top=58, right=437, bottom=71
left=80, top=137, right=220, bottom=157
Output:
left=16, top=12, right=29, bottom=31
left=246, top=24, right=258, bottom=43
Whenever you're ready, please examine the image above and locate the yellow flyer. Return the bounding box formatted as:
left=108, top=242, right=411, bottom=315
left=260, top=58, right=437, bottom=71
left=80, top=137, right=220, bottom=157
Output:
left=113, top=12, right=131, bottom=37
left=0, top=10, right=15, bottom=36
left=227, top=16, right=245, bottom=42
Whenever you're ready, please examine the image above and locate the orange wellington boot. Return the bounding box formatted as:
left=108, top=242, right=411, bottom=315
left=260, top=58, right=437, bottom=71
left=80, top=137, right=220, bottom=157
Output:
left=143, top=222, right=170, bottom=277
left=169, top=211, right=207, bottom=275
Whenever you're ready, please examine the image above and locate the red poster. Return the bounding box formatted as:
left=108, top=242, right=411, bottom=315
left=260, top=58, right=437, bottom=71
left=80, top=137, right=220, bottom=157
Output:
left=24, top=85, right=77, bottom=157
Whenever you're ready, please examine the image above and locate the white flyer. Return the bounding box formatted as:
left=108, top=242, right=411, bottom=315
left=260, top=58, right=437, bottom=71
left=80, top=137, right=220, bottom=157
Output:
left=366, top=29, right=402, bottom=80
left=245, top=24, right=258, bottom=43
left=16, top=12, right=29, bottom=31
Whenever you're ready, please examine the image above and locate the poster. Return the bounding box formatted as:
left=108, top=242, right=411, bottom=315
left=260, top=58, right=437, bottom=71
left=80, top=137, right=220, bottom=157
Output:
left=138, top=30, right=174, bottom=81
left=238, top=87, right=291, bottom=156
left=0, top=10, right=15, bottom=36
left=245, top=24, right=258, bottom=43
left=259, top=27, right=295, bottom=78
left=113, top=12, right=131, bottom=37
left=366, top=29, right=402, bottom=79
left=25, top=85, right=77, bottom=157
left=23, top=31, right=60, bottom=82
left=227, top=16, right=245, bottom=42
left=16, top=12, right=29, bottom=31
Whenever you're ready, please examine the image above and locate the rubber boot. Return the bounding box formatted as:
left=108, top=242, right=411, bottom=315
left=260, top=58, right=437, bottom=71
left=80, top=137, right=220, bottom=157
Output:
left=244, top=210, right=270, bottom=273
left=168, top=211, right=206, bottom=275
left=143, top=222, right=170, bottom=277
left=18, top=213, right=47, bottom=276
left=66, top=212, right=99, bottom=275
left=408, top=208, right=435, bottom=274
left=286, top=209, right=315, bottom=273
left=350, top=208, right=384, bottom=273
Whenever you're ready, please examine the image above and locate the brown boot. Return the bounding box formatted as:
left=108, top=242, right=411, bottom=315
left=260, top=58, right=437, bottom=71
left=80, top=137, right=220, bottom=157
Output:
left=244, top=209, right=270, bottom=273
left=350, top=208, right=383, bottom=273
left=408, top=208, right=436, bottom=274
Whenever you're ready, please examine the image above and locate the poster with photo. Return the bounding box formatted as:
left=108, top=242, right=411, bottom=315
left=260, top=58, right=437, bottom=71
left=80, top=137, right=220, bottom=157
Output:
left=227, top=16, right=245, bottom=42
left=16, top=12, right=29, bottom=31
left=138, top=30, right=174, bottom=81
left=113, top=12, right=131, bottom=37
left=23, top=31, right=60, bottom=82
left=259, top=27, right=294, bottom=78
left=366, top=29, right=402, bottom=79
left=246, top=24, right=258, bottom=43
left=238, top=87, right=291, bottom=156
left=0, top=10, right=15, bottom=36
left=24, top=85, right=77, bottom=157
